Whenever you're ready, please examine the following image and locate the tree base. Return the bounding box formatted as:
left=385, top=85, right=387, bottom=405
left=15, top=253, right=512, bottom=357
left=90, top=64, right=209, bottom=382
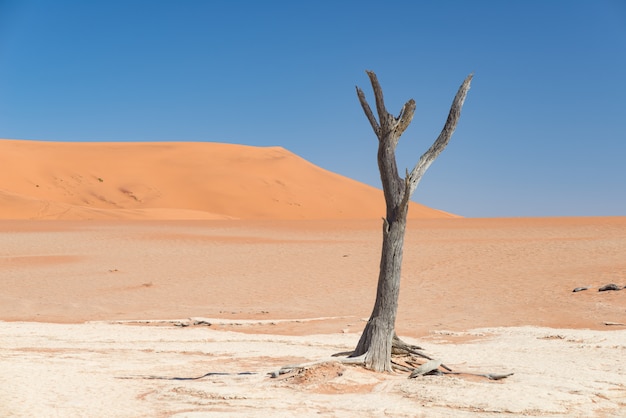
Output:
left=270, top=334, right=513, bottom=381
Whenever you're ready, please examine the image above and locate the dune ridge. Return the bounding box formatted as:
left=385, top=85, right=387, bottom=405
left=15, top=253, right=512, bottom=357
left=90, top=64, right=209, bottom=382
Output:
left=0, top=139, right=456, bottom=220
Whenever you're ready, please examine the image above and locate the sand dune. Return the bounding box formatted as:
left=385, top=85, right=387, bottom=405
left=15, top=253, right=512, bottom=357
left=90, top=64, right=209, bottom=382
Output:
left=0, top=139, right=454, bottom=220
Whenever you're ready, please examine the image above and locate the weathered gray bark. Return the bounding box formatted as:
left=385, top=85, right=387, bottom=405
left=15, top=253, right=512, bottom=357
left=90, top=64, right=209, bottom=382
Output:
left=352, top=71, right=473, bottom=372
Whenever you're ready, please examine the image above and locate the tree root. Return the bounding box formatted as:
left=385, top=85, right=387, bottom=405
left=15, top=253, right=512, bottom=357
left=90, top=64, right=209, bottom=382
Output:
left=391, top=334, right=452, bottom=371
left=268, top=355, right=365, bottom=378
left=292, top=334, right=514, bottom=381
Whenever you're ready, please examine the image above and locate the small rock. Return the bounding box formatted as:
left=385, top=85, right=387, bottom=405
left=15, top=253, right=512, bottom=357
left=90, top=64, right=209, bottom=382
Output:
left=192, top=319, right=212, bottom=326
left=572, top=287, right=588, bottom=292
left=598, top=284, right=621, bottom=292
left=486, top=373, right=514, bottom=380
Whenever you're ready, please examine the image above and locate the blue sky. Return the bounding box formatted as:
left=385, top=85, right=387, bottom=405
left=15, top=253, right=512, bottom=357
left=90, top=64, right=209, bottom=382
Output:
left=1, top=1, right=625, bottom=217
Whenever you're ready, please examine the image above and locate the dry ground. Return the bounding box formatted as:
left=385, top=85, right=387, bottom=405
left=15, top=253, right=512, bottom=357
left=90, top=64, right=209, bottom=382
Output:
left=1, top=217, right=626, bottom=416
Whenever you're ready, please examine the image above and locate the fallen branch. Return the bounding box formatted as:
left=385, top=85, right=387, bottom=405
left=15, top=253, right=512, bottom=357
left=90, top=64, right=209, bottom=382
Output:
left=409, top=359, right=442, bottom=377
left=117, top=371, right=257, bottom=380
left=438, top=371, right=514, bottom=381
left=268, top=355, right=366, bottom=378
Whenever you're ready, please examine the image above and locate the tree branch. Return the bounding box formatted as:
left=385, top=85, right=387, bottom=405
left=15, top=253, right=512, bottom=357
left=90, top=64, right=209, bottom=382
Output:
left=400, top=169, right=412, bottom=209
left=356, top=86, right=381, bottom=138
left=365, top=70, right=390, bottom=131
left=394, top=99, right=416, bottom=139
left=408, top=73, right=473, bottom=196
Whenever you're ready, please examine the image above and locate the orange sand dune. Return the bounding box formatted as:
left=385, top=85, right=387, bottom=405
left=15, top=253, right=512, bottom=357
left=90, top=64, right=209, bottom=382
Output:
left=0, top=139, right=455, bottom=220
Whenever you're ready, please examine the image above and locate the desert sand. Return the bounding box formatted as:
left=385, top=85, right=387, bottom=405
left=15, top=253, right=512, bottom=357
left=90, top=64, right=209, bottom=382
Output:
left=1, top=140, right=626, bottom=416
left=0, top=139, right=454, bottom=220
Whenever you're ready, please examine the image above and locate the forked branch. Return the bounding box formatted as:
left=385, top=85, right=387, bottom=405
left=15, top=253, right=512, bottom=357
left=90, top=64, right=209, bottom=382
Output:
left=356, top=86, right=380, bottom=138
left=365, top=70, right=389, bottom=129
left=356, top=71, right=418, bottom=144
left=394, top=99, right=416, bottom=139
left=408, top=73, right=473, bottom=196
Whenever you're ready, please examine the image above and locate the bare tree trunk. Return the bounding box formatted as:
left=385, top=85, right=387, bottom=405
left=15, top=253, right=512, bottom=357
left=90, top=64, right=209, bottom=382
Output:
left=352, top=71, right=473, bottom=372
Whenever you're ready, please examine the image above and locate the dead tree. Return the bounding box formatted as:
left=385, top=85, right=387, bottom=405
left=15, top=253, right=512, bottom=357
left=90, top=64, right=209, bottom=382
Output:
left=351, top=71, right=473, bottom=372
left=271, top=72, right=510, bottom=380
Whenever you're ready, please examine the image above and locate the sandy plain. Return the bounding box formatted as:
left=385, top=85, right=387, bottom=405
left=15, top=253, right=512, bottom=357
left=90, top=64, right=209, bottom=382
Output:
left=1, top=140, right=626, bottom=416
left=2, top=218, right=626, bottom=417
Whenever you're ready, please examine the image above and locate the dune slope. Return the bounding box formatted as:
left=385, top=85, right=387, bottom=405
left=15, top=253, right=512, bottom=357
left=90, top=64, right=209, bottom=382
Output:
left=0, top=139, right=455, bottom=220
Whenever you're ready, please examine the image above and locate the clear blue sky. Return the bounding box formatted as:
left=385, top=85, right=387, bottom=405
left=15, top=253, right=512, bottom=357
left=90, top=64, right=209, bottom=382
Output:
left=1, top=0, right=625, bottom=217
